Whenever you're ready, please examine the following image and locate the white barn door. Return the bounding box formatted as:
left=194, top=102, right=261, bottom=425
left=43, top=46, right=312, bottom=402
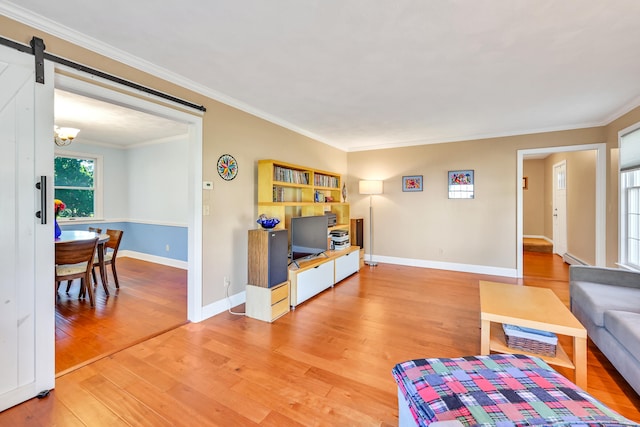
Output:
left=0, top=44, right=54, bottom=411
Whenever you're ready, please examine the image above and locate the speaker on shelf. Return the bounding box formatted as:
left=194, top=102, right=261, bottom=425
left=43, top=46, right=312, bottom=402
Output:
left=248, top=229, right=289, bottom=288
left=350, top=217, right=364, bottom=248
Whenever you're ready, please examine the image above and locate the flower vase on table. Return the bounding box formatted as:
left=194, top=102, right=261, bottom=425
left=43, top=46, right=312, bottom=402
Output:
left=54, top=219, right=61, bottom=239
left=54, top=199, right=65, bottom=238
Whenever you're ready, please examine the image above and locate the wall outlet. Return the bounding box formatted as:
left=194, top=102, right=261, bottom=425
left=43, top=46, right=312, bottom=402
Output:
left=165, top=244, right=170, bottom=252
left=223, top=276, right=230, bottom=288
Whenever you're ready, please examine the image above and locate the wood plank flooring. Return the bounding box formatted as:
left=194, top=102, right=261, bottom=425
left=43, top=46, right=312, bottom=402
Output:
left=55, top=257, right=188, bottom=375
left=2, top=252, right=639, bottom=425
left=523, top=237, right=553, bottom=254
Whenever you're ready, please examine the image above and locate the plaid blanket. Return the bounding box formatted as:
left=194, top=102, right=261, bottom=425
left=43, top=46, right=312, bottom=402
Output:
left=392, top=354, right=639, bottom=427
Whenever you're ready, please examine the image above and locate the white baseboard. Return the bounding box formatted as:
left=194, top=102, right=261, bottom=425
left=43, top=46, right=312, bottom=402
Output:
left=370, top=255, right=519, bottom=278
left=562, top=252, right=589, bottom=266
left=201, top=291, right=247, bottom=320
left=119, top=250, right=188, bottom=270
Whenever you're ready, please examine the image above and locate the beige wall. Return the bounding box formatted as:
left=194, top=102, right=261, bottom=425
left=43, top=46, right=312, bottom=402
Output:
left=347, top=128, right=605, bottom=271
left=0, top=17, right=346, bottom=307
left=523, top=159, right=545, bottom=236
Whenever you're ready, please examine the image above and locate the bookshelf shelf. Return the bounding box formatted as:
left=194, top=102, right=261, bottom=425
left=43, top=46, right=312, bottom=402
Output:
left=257, top=159, right=349, bottom=233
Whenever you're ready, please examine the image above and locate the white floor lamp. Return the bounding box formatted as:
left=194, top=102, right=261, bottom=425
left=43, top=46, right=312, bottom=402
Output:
left=359, top=180, right=383, bottom=267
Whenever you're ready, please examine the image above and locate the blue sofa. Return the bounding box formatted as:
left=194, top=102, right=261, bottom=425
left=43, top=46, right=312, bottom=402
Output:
left=570, top=265, right=640, bottom=396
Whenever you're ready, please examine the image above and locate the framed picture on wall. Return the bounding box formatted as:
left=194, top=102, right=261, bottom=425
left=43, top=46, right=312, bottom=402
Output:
left=402, top=175, right=423, bottom=192
left=448, top=170, right=474, bottom=199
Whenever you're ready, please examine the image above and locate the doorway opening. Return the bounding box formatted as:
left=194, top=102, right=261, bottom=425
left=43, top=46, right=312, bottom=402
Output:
left=517, top=144, right=606, bottom=278
left=53, top=72, right=203, bottom=374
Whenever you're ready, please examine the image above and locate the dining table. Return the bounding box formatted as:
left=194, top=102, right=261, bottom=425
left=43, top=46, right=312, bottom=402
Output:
left=55, top=230, right=111, bottom=295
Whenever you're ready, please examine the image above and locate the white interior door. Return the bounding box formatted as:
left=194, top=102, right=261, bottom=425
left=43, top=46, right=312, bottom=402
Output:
left=553, top=161, right=568, bottom=256
left=0, top=44, right=54, bottom=411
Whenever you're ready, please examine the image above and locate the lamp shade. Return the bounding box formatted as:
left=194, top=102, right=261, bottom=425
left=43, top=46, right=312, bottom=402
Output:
left=359, top=180, right=383, bottom=195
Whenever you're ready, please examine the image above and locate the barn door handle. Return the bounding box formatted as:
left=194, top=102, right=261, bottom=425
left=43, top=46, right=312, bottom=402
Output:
left=35, top=176, right=47, bottom=224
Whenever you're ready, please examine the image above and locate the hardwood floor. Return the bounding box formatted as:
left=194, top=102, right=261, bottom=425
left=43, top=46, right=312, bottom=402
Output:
left=55, top=257, right=188, bottom=375
left=2, top=252, right=639, bottom=425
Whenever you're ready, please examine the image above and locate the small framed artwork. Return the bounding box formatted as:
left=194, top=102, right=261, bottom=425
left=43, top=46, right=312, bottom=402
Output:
left=402, top=175, right=423, bottom=192
left=448, top=170, right=474, bottom=199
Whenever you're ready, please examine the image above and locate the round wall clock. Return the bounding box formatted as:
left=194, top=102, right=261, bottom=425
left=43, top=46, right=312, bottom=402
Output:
left=217, top=154, right=238, bottom=181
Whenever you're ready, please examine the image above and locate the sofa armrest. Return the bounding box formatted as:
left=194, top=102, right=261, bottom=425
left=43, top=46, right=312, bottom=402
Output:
left=570, top=265, right=640, bottom=290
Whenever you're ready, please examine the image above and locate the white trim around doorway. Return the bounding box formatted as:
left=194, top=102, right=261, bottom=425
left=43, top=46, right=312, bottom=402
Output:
left=516, top=143, right=606, bottom=277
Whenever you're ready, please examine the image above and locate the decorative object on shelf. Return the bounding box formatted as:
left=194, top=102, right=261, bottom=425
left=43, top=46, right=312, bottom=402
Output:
left=402, top=175, right=423, bottom=192
left=217, top=154, right=238, bottom=181
left=359, top=180, right=383, bottom=267
left=448, top=169, right=474, bottom=199
left=256, top=214, right=280, bottom=229
left=314, top=190, right=325, bottom=203
left=54, top=198, right=65, bottom=238
left=54, top=126, right=80, bottom=147
left=342, top=182, right=347, bottom=202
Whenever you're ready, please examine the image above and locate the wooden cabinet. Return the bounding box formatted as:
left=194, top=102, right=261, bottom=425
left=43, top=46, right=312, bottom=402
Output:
left=257, top=160, right=350, bottom=234
left=289, top=246, right=360, bottom=308
left=245, top=281, right=290, bottom=322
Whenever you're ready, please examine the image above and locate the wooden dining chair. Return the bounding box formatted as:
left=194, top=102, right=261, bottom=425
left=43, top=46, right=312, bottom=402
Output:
left=92, top=229, right=124, bottom=290
left=55, top=237, right=99, bottom=307
left=66, top=227, right=103, bottom=293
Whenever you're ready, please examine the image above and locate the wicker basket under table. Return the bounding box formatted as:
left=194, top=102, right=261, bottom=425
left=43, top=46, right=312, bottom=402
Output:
left=504, top=331, right=557, bottom=357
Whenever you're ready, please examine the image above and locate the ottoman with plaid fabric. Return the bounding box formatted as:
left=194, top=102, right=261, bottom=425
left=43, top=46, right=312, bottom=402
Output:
left=392, top=354, right=639, bottom=427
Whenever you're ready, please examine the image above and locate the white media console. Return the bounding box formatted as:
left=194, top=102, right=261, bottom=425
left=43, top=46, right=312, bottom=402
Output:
left=289, top=246, right=360, bottom=308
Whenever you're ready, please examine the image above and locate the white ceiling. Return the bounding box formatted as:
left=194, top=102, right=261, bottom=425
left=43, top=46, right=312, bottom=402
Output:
left=4, top=1, right=640, bottom=151
left=55, top=90, right=188, bottom=147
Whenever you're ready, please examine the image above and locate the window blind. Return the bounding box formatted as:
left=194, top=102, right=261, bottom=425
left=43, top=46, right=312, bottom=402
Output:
left=620, top=127, right=640, bottom=171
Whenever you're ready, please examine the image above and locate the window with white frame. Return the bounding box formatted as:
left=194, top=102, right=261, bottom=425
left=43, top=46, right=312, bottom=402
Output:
left=54, top=152, right=102, bottom=219
left=619, top=125, right=640, bottom=269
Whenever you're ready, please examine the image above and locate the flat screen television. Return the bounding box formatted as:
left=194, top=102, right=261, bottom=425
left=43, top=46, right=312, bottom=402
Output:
left=290, top=215, right=328, bottom=262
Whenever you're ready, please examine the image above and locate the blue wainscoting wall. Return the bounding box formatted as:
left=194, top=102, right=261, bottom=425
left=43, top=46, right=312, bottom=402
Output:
left=60, top=221, right=188, bottom=262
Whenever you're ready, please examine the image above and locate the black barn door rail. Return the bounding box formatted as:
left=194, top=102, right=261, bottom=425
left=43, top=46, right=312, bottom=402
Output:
left=0, top=35, right=206, bottom=112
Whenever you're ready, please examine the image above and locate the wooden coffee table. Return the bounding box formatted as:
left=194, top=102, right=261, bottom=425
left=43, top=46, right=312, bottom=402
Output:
left=479, top=281, right=587, bottom=388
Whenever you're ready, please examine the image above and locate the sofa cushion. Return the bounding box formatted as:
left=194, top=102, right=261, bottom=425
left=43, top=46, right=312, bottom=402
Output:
left=571, top=281, right=640, bottom=327
left=603, top=310, right=640, bottom=359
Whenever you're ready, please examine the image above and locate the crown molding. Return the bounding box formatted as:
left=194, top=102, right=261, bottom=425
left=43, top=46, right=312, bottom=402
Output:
left=345, top=121, right=607, bottom=152
left=602, top=94, right=640, bottom=127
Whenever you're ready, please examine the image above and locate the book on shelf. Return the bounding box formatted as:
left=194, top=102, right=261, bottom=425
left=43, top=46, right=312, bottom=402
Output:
left=314, top=173, right=339, bottom=188
left=273, top=166, right=309, bottom=185
left=272, top=186, right=285, bottom=202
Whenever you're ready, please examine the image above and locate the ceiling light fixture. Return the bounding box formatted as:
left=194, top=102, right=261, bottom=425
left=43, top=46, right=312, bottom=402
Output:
left=54, top=126, right=80, bottom=146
